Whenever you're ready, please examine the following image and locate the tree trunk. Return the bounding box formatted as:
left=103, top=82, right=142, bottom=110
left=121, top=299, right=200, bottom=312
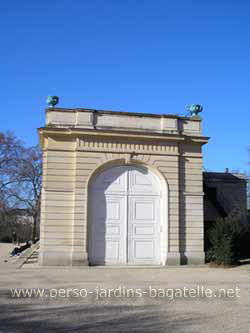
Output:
left=32, top=213, right=37, bottom=242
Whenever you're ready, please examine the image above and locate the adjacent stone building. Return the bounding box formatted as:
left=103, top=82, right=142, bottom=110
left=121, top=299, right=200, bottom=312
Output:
left=38, top=107, right=209, bottom=266
left=204, top=171, right=247, bottom=221
left=203, top=171, right=248, bottom=251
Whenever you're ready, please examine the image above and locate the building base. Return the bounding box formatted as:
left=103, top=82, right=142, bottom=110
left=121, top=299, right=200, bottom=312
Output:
left=39, top=251, right=205, bottom=266
left=166, top=252, right=181, bottom=265
left=39, top=251, right=89, bottom=266
left=181, top=251, right=205, bottom=265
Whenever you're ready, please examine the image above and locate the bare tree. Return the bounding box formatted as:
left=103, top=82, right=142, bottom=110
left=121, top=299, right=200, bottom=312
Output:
left=245, top=171, right=250, bottom=209
left=7, top=145, right=42, bottom=241
left=0, top=132, right=23, bottom=210
left=0, top=132, right=42, bottom=242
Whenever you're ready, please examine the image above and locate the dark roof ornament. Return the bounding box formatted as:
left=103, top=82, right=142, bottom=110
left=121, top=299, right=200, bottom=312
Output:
left=186, top=104, right=203, bottom=117
left=46, top=96, right=59, bottom=108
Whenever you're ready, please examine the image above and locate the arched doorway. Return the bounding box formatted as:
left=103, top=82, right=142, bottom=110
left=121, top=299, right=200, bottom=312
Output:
left=89, top=165, right=162, bottom=265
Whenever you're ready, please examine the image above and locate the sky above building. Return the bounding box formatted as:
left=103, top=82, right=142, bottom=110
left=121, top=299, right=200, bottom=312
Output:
left=1, top=1, right=250, bottom=172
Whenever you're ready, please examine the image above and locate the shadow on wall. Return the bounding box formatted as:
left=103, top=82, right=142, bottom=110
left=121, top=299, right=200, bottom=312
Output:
left=89, top=169, right=122, bottom=265
left=179, top=157, right=187, bottom=264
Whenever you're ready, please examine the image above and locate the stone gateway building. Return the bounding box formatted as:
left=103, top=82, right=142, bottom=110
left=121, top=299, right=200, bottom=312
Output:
left=38, top=108, right=209, bottom=266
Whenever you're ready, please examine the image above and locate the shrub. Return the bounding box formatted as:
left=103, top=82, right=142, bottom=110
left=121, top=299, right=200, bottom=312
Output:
left=207, top=214, right=248, bottom=266
left=0, top=235, right=12, bottom=243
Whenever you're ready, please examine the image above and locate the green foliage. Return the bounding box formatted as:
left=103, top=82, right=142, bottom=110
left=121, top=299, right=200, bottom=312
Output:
left=0, top=211, right=33, bottom=244
left=0, top=235, right=12, bottom=243
left=207, top=214, right=248, bottom=266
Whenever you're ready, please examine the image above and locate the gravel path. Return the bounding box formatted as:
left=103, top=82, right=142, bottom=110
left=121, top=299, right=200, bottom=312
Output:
left=0, top=243, right=18, bottom=269
left=0, top=245, right=250, bottom=332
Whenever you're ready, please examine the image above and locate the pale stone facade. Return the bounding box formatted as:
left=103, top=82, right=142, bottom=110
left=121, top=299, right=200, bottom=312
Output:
left=38, top=108, right=209, bottom=266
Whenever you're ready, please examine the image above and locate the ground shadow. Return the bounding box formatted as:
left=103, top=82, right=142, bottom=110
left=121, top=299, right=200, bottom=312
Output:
left=0, top=299, right=209, bottom=332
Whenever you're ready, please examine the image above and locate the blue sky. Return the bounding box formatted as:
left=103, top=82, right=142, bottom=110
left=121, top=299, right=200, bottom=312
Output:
left=1, top=1, right=250, bottom=172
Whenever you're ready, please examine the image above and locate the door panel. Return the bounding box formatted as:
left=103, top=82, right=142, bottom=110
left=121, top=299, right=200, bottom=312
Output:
left=128, top=195, right=160, bottom=264
left=90, top=166, right=161, bottom=265
left=92, top=166, right=127, bottom=194
left=133, top=240, right=155, bottom=259
left=90, top=193, right=126, bottom=264
left=128, top=168, right=160, bottom=195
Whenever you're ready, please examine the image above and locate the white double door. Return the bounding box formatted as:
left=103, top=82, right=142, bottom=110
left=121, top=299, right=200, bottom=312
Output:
left=90, top=166, right=161, bottom=265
